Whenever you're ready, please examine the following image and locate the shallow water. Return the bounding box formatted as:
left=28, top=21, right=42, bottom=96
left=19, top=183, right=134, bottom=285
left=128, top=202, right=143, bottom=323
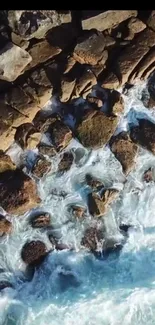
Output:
left=1, top=81, right=155, bottom=325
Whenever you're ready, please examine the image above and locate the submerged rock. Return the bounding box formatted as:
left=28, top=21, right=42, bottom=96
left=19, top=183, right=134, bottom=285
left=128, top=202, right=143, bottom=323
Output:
left=32, top=156, right=52, bottom=178
left=21, top=240, right=48, bottom=266
left=69, top=205, right=86, bottom=219
left=30, top=212, right=51, bottom=228
left=88, top=189, right=119, bottom=217
left=0, top=215, right=12, bottom=235
left=85, top=174, right=104, bottom=191
left=130, top=119, right=155, bottom=154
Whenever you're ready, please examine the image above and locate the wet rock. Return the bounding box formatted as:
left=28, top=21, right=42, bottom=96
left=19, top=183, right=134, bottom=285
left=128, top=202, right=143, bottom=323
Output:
left=49, top=120, right=72, bottom=152
left=73, top=69, right=97, bottom=99
left=108, top=90, right=124, bottom=115
left=81, top=227, right=103, bottom=252
left=0, top=169, right=40, bottom=214
left=73, top=31, right=106, bottom=66
left=26, top=39, right=61, bottom=70
left=8, top=10, right=71, bottom=40
left=14, top=123, right=41, bottom=150
left=69, top=205, right=86, bottom=219
left=86, top=95, right=103, bottom=110
left=0, top=215, right=12, bottom=235
left=32, top=156, right=52, bottom=178
left=37, top=144, right=57, bottom=157
left=143, top=167, right=155, bottom=182
left=0, top=151, right=16, bottom=174
left=58, top=152, right=74, bottom=173
left=130, top=119, right=155, bottom=154
left=0, top=281, right=13, bottom=290
left=59, top=77, right=76, bottom=102
left=81, top=10, right=137, bottom=31
left=88, top=189, right=119, bottom=217
left=0, top=42, right=31, bottom=82
left=21, top=240, right=47, bottom=266
left=76, top=111, right=118, bottom=149
left=85, top=174, right=104, bottom=191
left=33, top=112, right=58, bottom=133
left=48, top=235, right=70, bottom=251
left=30, top=212, right=51, bottom=228
left=110, top=132, right=138, bottom=175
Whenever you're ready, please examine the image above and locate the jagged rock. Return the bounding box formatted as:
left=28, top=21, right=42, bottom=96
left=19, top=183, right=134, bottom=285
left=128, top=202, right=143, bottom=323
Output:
left=88, top=189, right=119, bottom=217
left=73, top=69, right=97, bottom=99
left=59, top=77, right=76, bottom=102
left=86, top=95, right=103, bottom=109
left=0, top=151, right=16, bottom=174
left=30, top=212, right=51, bottom=228
left=130, top=119, right=155, bottom=154
left=143, top=167, right=155, bottom=182
left=21, top=240, right=47, bottom=266
left=69, top=205, right=86, bottom=218
left=26, top=39, right=61, bottom=70
left=37, top=144, right=57, bottom=157
left=58, top=152, right=74, bottom=173
left=129, top=48, right=155, bottom=83
left=32, top=156, right=51, bottom=178
left=49, top=120, right=72, bottom=152
left=0, top=169, right=40, bottom=214
left=0, top=215, right=12, bottom=235
left=76, top=111, right=118, bottom=149
left=8, top=10, right=71, bottom=40
left=145, top=11, right=155, bottom=31
left=73, top=31, right=106, bottom=66
left=29, top=68, right=53, bottom=107
left=0, top=42, right=31, bottom=82
left=0, top=281, right=13, bottom=290
left=127, top=17, right=146, bottom=36
left=101, top=72, right=120, bottom=89
left=108, top=90, right=124, bottom=115
left=85, top=174, right=104, bottom=191
left=109, top=132, right=138, bottom=174
left=81, top=227, right=103, bottom=252
left=14, top=123, right=41, bottom=150
left=33, top=112, right=58, bottom=133
left=81, top=10, right=137, bottom=31
left=11, top=32, right=29, bottom=49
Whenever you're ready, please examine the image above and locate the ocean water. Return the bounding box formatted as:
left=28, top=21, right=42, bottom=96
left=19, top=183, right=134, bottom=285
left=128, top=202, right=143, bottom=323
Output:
left=1, top=81, right=155, bottom=325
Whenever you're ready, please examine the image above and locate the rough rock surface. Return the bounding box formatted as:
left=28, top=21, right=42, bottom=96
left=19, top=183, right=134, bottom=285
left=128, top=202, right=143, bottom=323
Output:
left=37, top=144, right=57, bottom=157
left=88, top=189, right=119, bottom=217
left=14, top=123, right=41, bottom=150
left=145, top=11, right=155, bottom=31
left=0, top=151, right=16, bottom=174
left=69, top=205, right=86, bottom=218
left=76, top=111, right=118, bottom=149
left=30, top=212, right=51, bottom=228
left=85, top=174, right=104, bottom=191
left=32, top=156, right=51, bottom=178
left=0, top=169, right=40, bottom=214
left=58, top=152, right=74, bottom=173
left=49, top=120, right=72, bottom=151
left=110, top=131, right=138, bottom=174
left=130, top=119, right=155, bottom=154
left=60, top=77, right=76, bottom=102
left=21, top=240, right=47, bottom=266
left=0, top=42, right=32, bottom=81
left=143, top=167, right=155, bottom=183
left=0, top=215, right=12, bottom=235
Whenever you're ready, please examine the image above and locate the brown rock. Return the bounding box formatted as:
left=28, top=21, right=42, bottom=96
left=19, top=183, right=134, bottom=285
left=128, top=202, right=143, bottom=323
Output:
left=48, top=235, right=70, bottom=251
left=81, top=227, right=103, bottom=252
left=0, top=42, right=32, bottom=82
left=32, top=156, right=51, bottom=178
left=14, top=123, right=41, bottom=150
left=21, top=240, right=47, bottom=266
left=101, top=72, right=120, bottom=89
left=88, top=189, right=119, bottom=217
left=49, top=120, right=72, bottom=152
left=69, top=205, right=86, bottom=218
left=60, top=77, right=76, bottom=102
left=26, top=39, right=61, bottom=70
left=11, top=32, right=29, bottom=49
left=33, top=112, right=58, bottom=133
left=37, top=144, right=57, bottom=157
left=0, top=151, right=16, bottom=174
left=58, top=152, right=74, bottom=173
left=85, top=174, right=104, bottom=190
left=86, top=95, right=103, bottom=109
left=110, top=132, right=138, bottom=175
left=73, top=31, right=106, bottom=66
left=145, top=11, right=155, bottom=31
left=0, top=169, right=40, bottom=214
left=30, top=212, right=51, bottom=228
left=0, top=215, right=12, bottom=235
left=143, top=167, right=155, bottom=183
left=130, top=119, right=155, bottom=154
left=73, top=69, right=97, bottom=99
left=81, top=10, right=137, bottom=31
left=127, top=17, right=146, bottom=35
left=108, top=90, right=124, bottom=115
left=76, top=111, right=118, bottom=149
left=129, top=48, right=155, bottom=83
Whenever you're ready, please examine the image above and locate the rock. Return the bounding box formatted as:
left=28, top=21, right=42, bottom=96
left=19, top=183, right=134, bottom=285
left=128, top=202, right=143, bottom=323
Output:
left=0, top=281, right=13, bottom=290
left=76, top=111, right=118, bottom=149
left=11, top=32, right=29, bottom=49
left=0, top=151, right=16, bottom=174
left=0, top=42, right=32, bottom=82
left=29, top=68, right=53, bottom=107
left=101, top=72, right=120, bottom=89
left=130, top=119, right=155, bottom=154
left=0, top=215, right=12, bottom=235
left=48, top=235, right=70, bottom=250
left=64, top=56, right=76, bottom=74
left=26, top=39, right=61, bottom=70
left=69, top=205, right=86, bottom=218
left=14, top=123, right=41, bottom=150
left=30, top=212, right=51, bottom=228
left=109, top=132, right=138, bottom=175
left=58, top=152, right=74, bottom=173
left=49, top=120, right=72, bottom=152
left=145, top=11, right=155, bottom=31
left=73, top=31, right=106, bottom=66
left=88, top=189, right=119, bottom=217
left=85, top=174, right=104, bottom=191
left=143, top=167, right=155, bottom=182
left=105, top=35, right=116, bottom=48
left=129, top=48, right=155, bottom=83
left=127, top=17, right=146, bottom=35
left=32, top=156, right=51, bottom=178
left=21, top=240, right=47, bottom=266
left=33, top=112, right=58, bottom=133
left=37, top=144, right=57, bottom=157
left=59, top=77, right=76, bottom=102
left=86, top=95, right=103, bottom=109
left=81, top=227, right=103, bottom=252
left=0, top=169, right=40, bottom=214
left=8, top=10, right=71, bottom=40
left=73, top=69, right=97, bottom=99
left=108, top=90, right=124, bottom=115
left=81, top=10, right=137, bottom=31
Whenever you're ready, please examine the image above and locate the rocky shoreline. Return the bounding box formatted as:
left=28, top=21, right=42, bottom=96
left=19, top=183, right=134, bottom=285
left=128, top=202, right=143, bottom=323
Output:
left=0, top=10, right=155, bottom=291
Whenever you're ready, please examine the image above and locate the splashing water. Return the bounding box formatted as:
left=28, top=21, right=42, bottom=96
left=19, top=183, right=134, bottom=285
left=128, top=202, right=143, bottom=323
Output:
left=1, top=81, right=155, bottom=325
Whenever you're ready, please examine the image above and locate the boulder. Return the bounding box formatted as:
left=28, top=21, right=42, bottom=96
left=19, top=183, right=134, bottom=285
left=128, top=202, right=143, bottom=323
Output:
left=14, top=123, right=41, bottom=150
left=69, top=205, right=86, bottom=218
left=30, top=212, right=51, bottom=228
left=48, top=234, right=70, bottom=250
left=85, top=174, right=104, bottom=191
left=73, top=69, right=97, bottom=99
left=88, top=189, right=119, bottom=217
left=49, top=120, right=72, bottom=152
left=32, top=156, right=52, bottom=178
left=76, top=111, right=118, bottom=149
left=0, top=215, right=12, bottom=235
left=59, top=77, right=76, bottom=102
left=37, top=144, right=57, bottom=157
left=58, top=152, right=74, bottom=173
left=127, top=17, right=146, bottom=35
left=73, top=31, right=106, bottom=66
left=11, top=31, right=29, bottom=49
left=109, top=131, right=138, bottom=175
left=0, top=151, right=16, bottom=174
left=108, top=90, right=124, bottom=115
left=0, top=42, right=32, bottom=82
left=86, top=95, right=103, bottom=110
left=129, top=48, right=155, bottom=83
left=130, top=119, right=155, bottom=154
left=145, top=10, right=155, bottom=31
left=33, top=112, right=58, bottom=133
left=81, top=227, right=103, bottom=252
left=0, top=169, right=40, bottom=214
left=21, top=240, right=47, bottom=266
left=81, top=10, right=137, bottom=31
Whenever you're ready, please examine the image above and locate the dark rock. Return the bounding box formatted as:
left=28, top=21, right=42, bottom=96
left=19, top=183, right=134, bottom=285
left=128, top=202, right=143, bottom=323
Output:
left=143, top=167, right=155, bottom=182
left=33, top=112, right=58, bottom=133
left=21, top=240, right=47, bottom=266
left=130, top=119, right=155, bottom=154
left=58, top=152, right=74, bottom=173
left=14, top=122, right=41, bottom=150
left=49, top=235, right=70, bottom=250
left=81, top=227, right=103, bottom=252
left=85, top=174, right=104, bottom=191
left=49, top=120, right=72, bottom=152
left=86, top=95, right=103, bottom=110
left=88, top=189, right=119, bottom=217
left=0, top=151, right=16, bottom=174
left=37, top=144, right=57, bottom=157
left=32, top=156, right=52, bottom=178
left=119, top=224, right=132, bottom=234
left=30, top=212, right=51, bottom=228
